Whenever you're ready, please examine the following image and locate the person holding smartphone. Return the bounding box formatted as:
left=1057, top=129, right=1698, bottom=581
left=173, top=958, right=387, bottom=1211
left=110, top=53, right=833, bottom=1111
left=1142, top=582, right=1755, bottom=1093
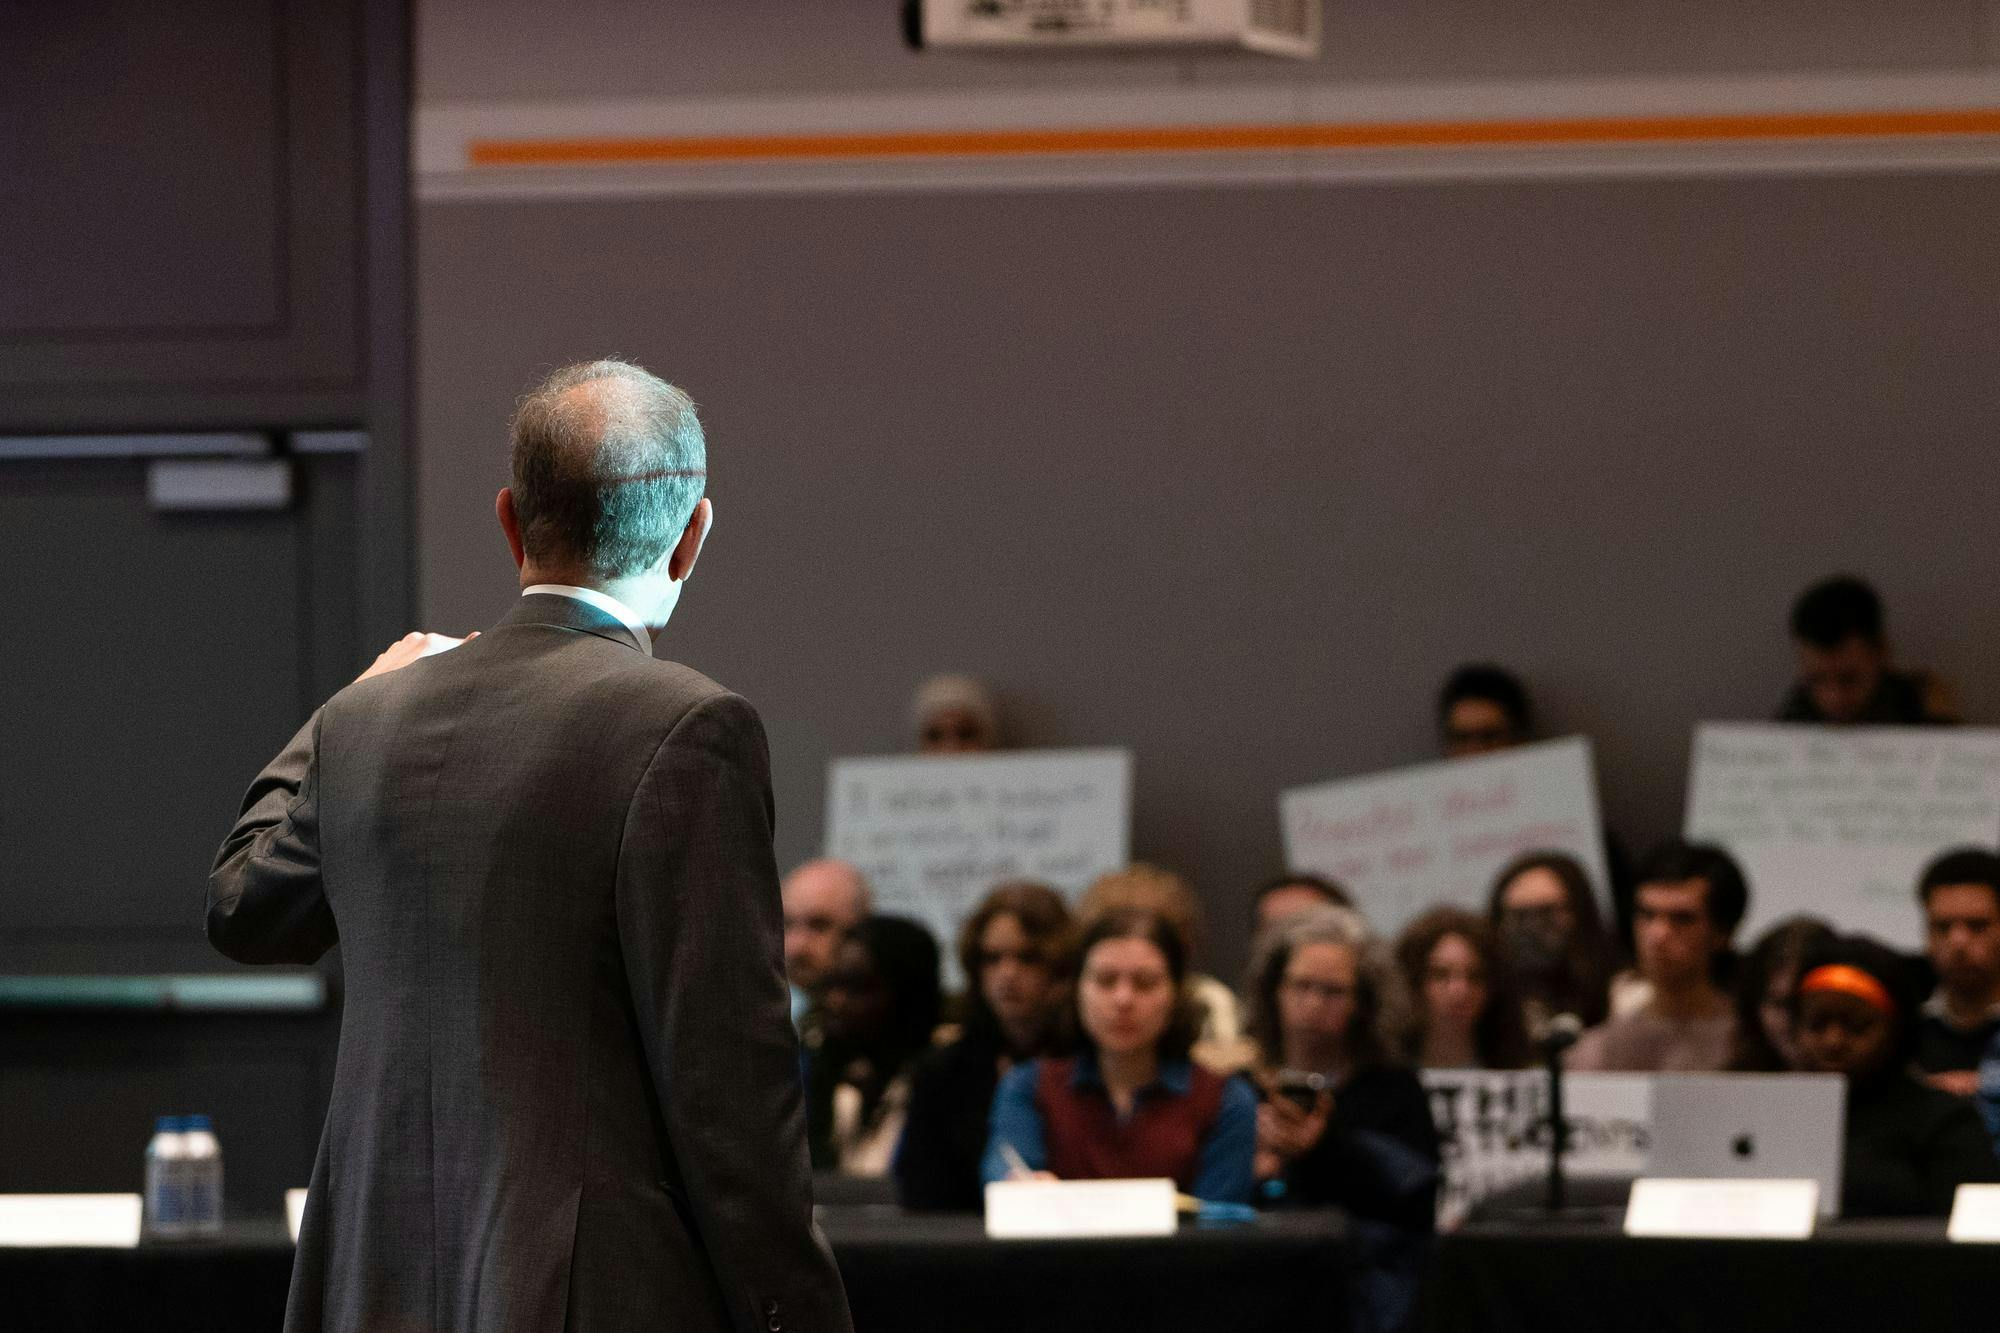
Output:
left=1242, top=905, right=1440, bottom=1227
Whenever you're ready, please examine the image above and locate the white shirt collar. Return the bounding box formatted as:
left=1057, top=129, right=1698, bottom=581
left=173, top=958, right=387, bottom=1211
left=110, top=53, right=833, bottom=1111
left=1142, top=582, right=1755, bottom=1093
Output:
left=522, top=584, right=653, bottom=655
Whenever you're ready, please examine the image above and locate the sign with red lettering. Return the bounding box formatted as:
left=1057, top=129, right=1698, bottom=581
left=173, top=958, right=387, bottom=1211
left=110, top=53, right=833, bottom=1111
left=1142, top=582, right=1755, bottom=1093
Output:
left=1280, top=737, right=1609, bottom=931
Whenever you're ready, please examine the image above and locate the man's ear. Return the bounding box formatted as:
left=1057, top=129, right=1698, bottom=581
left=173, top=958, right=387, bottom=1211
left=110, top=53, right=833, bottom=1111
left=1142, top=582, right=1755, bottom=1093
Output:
left=668, top=497, right=712, bottom=583
left=496, top=488, right=527, bottom=570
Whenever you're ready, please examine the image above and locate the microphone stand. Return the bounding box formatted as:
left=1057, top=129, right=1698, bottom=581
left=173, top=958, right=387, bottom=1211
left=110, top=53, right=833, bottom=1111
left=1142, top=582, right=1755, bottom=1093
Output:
left=1544, top=1030, right=1570, bottom=1215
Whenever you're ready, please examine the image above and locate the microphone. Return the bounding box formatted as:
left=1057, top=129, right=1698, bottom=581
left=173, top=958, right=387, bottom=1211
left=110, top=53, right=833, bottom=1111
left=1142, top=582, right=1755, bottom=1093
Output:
left=1536, top=1012, right=1583, bottom=1055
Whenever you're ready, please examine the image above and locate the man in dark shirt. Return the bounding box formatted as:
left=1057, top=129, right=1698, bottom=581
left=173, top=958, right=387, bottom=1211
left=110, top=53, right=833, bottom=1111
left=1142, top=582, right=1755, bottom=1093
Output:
left=1913, top=849, right=2000, bottom=1095
left=1776, top=575, right=1956, bottom=724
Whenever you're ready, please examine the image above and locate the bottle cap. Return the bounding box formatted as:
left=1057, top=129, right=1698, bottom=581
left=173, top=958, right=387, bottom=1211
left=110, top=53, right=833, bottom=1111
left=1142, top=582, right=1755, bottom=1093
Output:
left=184, top=1115, right=213, bottom=1132
left=154, top=1116, right=184, bottom=1134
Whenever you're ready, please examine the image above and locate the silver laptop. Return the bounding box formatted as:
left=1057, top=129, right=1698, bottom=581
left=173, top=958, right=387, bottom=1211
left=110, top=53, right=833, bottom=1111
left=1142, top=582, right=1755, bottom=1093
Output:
left=1646, top=1073, right=1846, bottom=1218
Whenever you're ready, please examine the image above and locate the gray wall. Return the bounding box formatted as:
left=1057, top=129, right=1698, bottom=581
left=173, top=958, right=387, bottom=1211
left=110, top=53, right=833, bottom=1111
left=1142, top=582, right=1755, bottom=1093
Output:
left=417, top=172, right=2000, bottom=977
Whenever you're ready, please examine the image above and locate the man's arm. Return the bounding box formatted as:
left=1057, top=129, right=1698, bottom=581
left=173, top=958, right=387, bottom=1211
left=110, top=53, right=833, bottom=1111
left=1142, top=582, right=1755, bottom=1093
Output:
left=207, top=710, right=337, bottom=964
left=616, top=693, right=851, bottom=1333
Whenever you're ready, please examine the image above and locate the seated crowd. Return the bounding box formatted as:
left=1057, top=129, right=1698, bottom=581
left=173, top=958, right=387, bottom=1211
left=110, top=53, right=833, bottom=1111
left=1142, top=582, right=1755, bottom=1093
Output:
left=776, top=575, right=2000, bottom=1324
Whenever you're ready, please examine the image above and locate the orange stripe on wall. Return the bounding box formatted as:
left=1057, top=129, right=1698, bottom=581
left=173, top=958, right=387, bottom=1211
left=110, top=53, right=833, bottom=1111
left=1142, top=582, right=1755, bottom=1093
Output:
left=467, top=110, right=2000, bottom=168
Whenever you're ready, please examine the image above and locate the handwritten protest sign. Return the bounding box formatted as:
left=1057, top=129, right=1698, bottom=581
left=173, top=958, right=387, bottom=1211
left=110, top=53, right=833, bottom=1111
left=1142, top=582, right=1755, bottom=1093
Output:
left=1280, top=738, right=1609, bottom=933
left=825, top=749, right=1131, bottom=962
left=1421, top=1069, right=1652, bottom=1228
left=1684, top=724, right=2000, bottom=947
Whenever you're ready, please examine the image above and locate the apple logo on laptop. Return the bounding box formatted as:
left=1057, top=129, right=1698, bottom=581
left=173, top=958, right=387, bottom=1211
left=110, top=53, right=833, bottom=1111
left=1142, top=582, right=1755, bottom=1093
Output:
left=1732, top=1134, right=1756, bottom=1160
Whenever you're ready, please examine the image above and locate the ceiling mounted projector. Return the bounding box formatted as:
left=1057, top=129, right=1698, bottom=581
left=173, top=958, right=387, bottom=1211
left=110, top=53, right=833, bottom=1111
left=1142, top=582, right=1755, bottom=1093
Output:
left=912, top=0, right=1321, bottom=60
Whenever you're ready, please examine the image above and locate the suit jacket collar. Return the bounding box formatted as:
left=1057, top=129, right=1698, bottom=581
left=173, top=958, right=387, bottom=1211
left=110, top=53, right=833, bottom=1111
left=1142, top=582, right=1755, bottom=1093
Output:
left=497, top=591, right=649, bottom=655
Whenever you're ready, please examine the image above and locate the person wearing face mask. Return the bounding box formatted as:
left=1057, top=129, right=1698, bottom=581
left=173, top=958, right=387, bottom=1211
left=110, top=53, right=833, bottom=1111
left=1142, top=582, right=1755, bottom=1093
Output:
left=981, top=909, right=1258, bottom=1204
left=807, top=916, right=943, bottom=1176
left=895, top=883, right=1075, bottom=1210
left=1791, top=935, right=2000, bottom=1216
left=1393, top=907, right=1531, bottom=1069
left=1486, top=852, right=1616, bottom=1032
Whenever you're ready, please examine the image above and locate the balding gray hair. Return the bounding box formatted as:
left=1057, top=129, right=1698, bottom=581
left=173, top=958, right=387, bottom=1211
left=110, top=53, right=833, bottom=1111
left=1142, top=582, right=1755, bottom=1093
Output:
left=509, top=359, right=707, bottom=579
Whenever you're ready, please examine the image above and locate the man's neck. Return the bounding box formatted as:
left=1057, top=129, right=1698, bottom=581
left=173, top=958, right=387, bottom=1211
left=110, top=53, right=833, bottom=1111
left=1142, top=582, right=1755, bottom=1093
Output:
left=1942, top=980, right=2000, bottom=1029
left=521, top=569, right=663, bottom=644
left=1648, top=978, right=1727, bottom=1022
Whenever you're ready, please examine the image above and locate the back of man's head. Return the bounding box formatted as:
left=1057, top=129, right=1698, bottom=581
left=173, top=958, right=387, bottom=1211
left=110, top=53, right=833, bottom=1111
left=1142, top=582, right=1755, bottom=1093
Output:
left=1790, top=575, right=1885, bottom=651
left=1633, top=839, right=1750, bottom=935
left=510, top=360, right=707, bottom=580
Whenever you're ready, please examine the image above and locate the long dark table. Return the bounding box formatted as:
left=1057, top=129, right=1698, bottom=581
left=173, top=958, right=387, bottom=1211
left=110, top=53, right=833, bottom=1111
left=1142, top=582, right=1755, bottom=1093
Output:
left=3, top=1206, right=1350, bottom=1333
left=1422, top=1217, right=1991, bottom=1333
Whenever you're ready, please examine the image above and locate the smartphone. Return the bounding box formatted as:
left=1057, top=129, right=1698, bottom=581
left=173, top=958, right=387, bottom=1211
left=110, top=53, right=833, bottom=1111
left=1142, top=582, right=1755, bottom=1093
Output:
left=1274, top=1068, right=1328, bottom=1112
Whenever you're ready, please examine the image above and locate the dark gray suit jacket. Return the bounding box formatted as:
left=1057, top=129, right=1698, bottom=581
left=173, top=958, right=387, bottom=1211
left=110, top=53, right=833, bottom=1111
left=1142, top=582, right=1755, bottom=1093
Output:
left=209, top=593, right=851, bottom=1333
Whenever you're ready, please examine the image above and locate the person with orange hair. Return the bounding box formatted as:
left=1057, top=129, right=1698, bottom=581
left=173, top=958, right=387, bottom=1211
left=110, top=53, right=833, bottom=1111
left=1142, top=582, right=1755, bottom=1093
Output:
left=1792, top=934, right=2000, bottom=1216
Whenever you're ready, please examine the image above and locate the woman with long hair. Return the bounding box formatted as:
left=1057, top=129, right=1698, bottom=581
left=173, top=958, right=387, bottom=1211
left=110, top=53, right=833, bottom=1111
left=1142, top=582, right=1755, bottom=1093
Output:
left=1487, top=851, right=1616, bottom=1031
left=981, top=908, right=1257, bottom=1203
left=895, top=882, right=1074, bottom=1210
left=1394, top=906, right=1531, bottom=1069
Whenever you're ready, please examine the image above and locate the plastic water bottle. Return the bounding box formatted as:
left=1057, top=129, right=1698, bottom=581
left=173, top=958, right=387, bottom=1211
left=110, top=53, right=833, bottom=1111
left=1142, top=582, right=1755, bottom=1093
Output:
left=144, top=1117, right=189, bottom=1240
left=181, top=1115, right=224, bottom=1235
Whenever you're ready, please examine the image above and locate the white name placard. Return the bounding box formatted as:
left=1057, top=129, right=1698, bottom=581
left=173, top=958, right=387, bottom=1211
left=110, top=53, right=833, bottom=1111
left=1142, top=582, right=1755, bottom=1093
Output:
left=1948, top=1183, right=2000, bottom=1243
left=826, top=749, right=1131, bottom=961
left=1685, top=723, right=2000, bottom=947
left=286, top=1188, right=308, bottom=1242
left=1282, top=738, right=1608, bottom=933
left=1624, top=1178, right=1818, bottom=1240
left=1421, top=1069, right=1652, bottom=1229
left=984, top=1177, right=1177, bottom=1239
left=0, top=1194, right=143, bottom=1248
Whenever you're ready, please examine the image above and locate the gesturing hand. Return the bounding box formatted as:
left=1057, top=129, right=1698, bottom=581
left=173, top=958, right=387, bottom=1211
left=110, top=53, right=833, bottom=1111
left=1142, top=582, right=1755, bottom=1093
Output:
left=354, top=631, right=478, bottom=683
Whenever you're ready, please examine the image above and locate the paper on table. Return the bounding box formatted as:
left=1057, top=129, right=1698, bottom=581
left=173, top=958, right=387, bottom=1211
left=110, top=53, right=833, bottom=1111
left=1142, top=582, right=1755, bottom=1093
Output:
left=1624, top=1178, right=1818, bottom=1240
left=0, top=1194, right=142, bottom=1248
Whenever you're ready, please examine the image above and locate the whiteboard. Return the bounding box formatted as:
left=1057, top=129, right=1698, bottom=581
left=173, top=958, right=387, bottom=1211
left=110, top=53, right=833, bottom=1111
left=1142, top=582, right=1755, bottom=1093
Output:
left=824, top=748, right=1132, bottom=961
left=1683, top=722, right=2000, bottom=948
left=1280, top=737, right=1609, bottom=934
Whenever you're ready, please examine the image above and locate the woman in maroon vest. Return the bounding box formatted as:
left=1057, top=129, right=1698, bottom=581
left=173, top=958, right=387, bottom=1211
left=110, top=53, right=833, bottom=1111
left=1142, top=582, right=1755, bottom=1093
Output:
left=982, top=908, right=1257, bottom=1203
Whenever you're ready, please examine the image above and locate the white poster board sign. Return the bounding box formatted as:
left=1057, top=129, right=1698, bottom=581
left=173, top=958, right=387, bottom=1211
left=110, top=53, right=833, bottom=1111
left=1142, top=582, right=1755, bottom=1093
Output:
left=1684, top=724, right=2000, bottom=947
left=1421, top=1069, right=1652, bottom=1229
left=1281, top=738, right=1609, bottom=933
left=825, top=749, right=1132, bottom=957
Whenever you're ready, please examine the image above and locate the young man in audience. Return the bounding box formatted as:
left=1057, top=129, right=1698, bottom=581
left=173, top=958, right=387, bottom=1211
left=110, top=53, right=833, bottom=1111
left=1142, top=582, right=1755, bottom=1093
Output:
left=1436, top=664, right=1532, bottom=758
left=782, top=859, right=873, bottom=1026
left=1568, top=841, right=1746, bottom=1072
left=1250, top=873, right=1352, bottom=933
left=1914, top=848, right=2000, bottom=1095
left=1776, top=575, right=1957, bottom=724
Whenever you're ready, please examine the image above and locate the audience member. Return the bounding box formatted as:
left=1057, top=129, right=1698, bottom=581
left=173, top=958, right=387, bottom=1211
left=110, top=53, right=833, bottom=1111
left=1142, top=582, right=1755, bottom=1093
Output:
left=1242, top=906, right=1441, bottom=1224
left=1244, top=905, right=1440, bottom=1333
left=1728, top=916, right=1834, bottom=1071
left=1078, top=864, right=1244, bottom=1063
left=807, top=915, right=942, bottom=1176
left=1792, top=933, right=2000, bottom=1215
left=1979, top=1029, right=2000, bottom=1154
left=896, top=883, right=1075, bottom=1211
left=1568, top=841, right=1746, bottom=1072
left=1913, top=848, right=2000, bottom=1095
left=1437, top=664, right=1531, bottom=758
left=982, top=908, right=1257, bottom=1204
left=1777, top=575, right=1956, bottom=724
left=1251, top=873, right=1353, bottom=932
left=1394, top=907, right=1531, bottom=1069
left=782, top=858, right=872, bottom=1025
left=912, top=673, right=1001, bottom=753
left=1487, top=852, right=1615, bottom=1031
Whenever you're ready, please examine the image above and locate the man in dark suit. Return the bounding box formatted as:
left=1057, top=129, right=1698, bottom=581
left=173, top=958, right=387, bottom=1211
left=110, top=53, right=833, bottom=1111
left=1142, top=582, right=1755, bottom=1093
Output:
left=210, top=360, right=851, bottom=1333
